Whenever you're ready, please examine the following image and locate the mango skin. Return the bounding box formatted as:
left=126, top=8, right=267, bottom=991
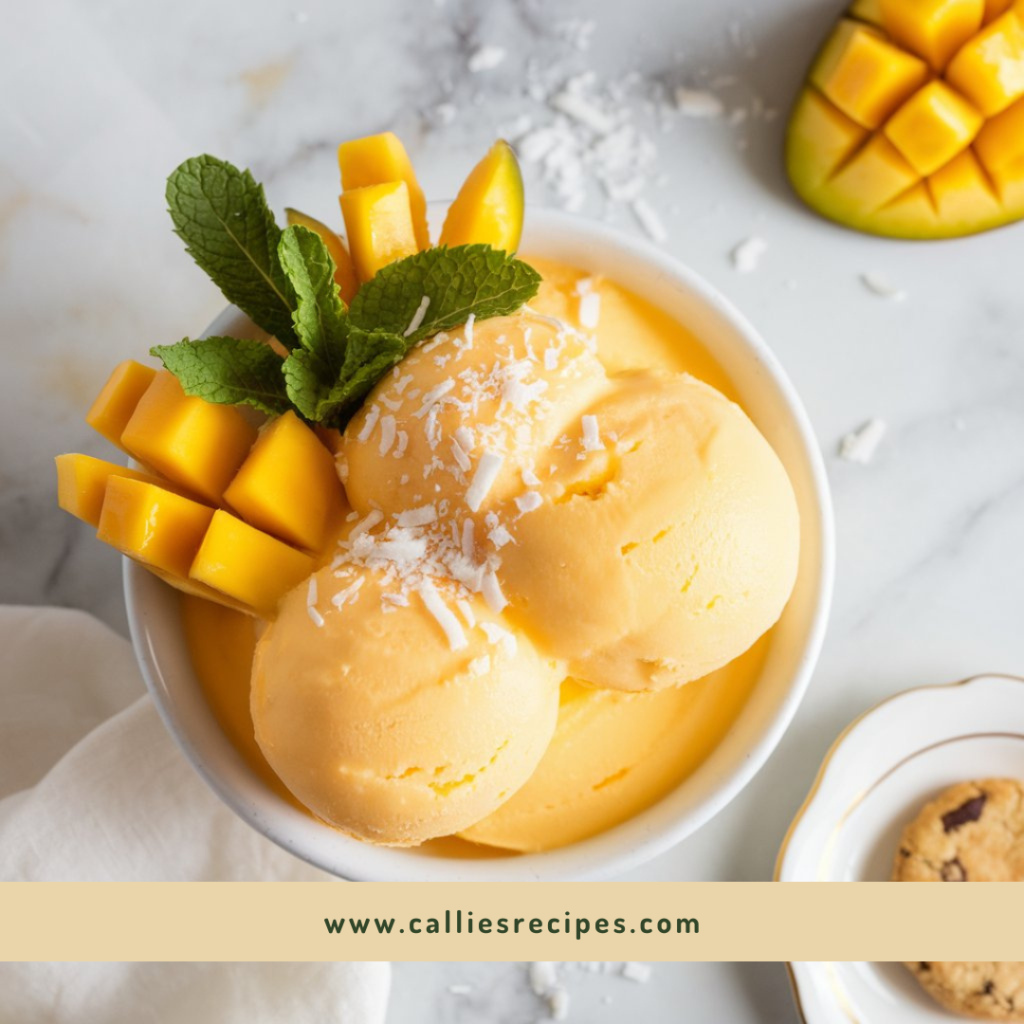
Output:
left=786, top=2, right=1024, bottom=238
left=439, top=140, right=525, bottom=252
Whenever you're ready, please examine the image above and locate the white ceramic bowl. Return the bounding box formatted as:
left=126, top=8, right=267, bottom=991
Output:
left=125, top=207, right=835, bottom=881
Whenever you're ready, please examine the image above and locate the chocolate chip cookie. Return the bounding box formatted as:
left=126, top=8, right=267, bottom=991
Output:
left=905, top=963, right=1024, bottom=1020
left=892, top=779, right=1024, bottom=883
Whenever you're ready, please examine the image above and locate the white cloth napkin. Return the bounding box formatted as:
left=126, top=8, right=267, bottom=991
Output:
left=0, top=605, right=390, bottom=1022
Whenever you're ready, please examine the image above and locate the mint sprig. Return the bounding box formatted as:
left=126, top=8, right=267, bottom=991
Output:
left=349, top=245, right=542, bottom=344
left=150, top=337, right=291, bottom=416
left=278, top=225, right=348, bottom=379
left=157, top=156, right=541, bottom=430
left=167, top=156, right=297, bottom=348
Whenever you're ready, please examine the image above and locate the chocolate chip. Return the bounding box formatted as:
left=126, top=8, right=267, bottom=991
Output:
left=984, top=982, right=996, bottom=996
left=941, top=793, right=986, bottom=833
left=919, top=963, right=932, bottom=972
left=941, top=857, right=968, bottom=881
left=899, top=846, right=911, bottom=858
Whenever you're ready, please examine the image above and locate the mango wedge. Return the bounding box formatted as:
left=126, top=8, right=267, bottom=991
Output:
left=55, top=454, right=162, bottom=528
left=787, top=0, right=1024, bottom=237
left=439, top=140, right=525, bottom=252
left=223, top=411, right=345, bottom=553
left=85, top=360, right=157, bottom=451
left=337, top=132, right=429, bottom=249
left=120, top=370, right=257, bottom=504
left=190, top=510, right=313, bottom=615
left=339, top=181, right=419, bottom=281
left=285, top=208, right=358, bottom=305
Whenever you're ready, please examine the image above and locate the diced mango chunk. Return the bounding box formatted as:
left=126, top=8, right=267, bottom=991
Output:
left=339, top=181, right=419, bottom=282
left=928, top=147, right=1004, bottom=221
left=190, top=510, right=313, bottom=615
left=974, top=92, right=1024, bottom=172
left=438, top=140, right=525, bottom=253
left=946, top=8, right=1024, bottom=114
left=883, top=80, right=984, bottom=173
left=120, top=370, right=257, bottom=504
left=98, top=477, right=214, bottom=578
left=85, top=360, right=157, bottom=451
left=879, top=0, right=984, bottom=69
left=285, top=208, right=358, bottom=304
left=223, top=411, right=344, bottom=553
left=984, top=0, right=1015, bottom=23
left=827, top=133, right=921, bottom=209
left=851, top=0, right=886, bottom=27
left=787, top=89, right=871, bottom=189
left=811, top=19, right=929, bottom=128
left=55, top=454, right=160, bottom=528
left=338, top=133, right=430, bottom=250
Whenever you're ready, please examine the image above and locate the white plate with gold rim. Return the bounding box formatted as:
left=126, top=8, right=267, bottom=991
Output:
left=787, top=961, right=996, bottom=1024
left=781, top=676, right=1024, bottom=1022
left=777, top=674, right=1024, bottom=884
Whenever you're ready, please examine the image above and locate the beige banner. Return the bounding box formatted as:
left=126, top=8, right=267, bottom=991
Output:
left=3, top=882, right=1023, bottom=961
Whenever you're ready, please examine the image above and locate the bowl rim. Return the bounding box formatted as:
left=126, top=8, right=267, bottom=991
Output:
left=125, top=204, right=836, bottom=881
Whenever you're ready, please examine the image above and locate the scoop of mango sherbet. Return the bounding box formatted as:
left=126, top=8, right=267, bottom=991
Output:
left=250, top=565, right=561, bottom=846
left=497, top=370, right=800, bottom=692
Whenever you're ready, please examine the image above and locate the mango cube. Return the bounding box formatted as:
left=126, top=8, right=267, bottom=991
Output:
left=339, top=181, right=419, bottom=282
left=787, top=90, right=870, bottom=188
left=120, top=370, right=257, bottom=504
left=338, top=132, right=429, bottom=250
left=984, top=0, right=1015, bottom=22
left=883, top=80, right=984, bottom=173
left=946, top=8, right=1024, bottom=114
left=929, top=148, right=1004, bottom=222
left=438, top=140, right=525, bottom=253
left=811, top=20, right=929, bottom=127
left=879, top=0, right=984, bottom=69
left=98, top=477, right=215, bottom=579
left=851, top=0, right=886, bottom=27
left=223, top=411, right=344, bottom=553
left=55, top=454, right=161, bottom=528
left=285, top=208, right=358, bottom=305
left=85, top=360, right=157, bottom=451
left=190, top=510, right=313, bottom=615
left=827, top=133, right=921, bottom=209
left=974, top=93, right=1024, bottom=173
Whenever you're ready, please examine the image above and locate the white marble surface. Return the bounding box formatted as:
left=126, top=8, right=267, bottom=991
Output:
left=388, top=962, right=798, bottom=1024
left=4, top=0, right=1024, bottom=901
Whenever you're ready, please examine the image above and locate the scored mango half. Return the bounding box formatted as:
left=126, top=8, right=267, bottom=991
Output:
left=788, top=0, right=1024, bottom=238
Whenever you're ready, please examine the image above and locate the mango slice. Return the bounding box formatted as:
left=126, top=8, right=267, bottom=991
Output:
left=338, top=132, right=430, bottom=250
left=339, top=181, right=419, bottom=282
left=285, top=208, right=358, bottom=304
left=223, top=410, right=344, bottom=553
left=190, top=510, right=313, bottom=615
left=55, top=454, right=160, bottom=528
left=85, top=360, right=157, bottom=451
left=98, top=477, right=215, bottom=579
left=438, top=140, right=525, bottom=252
left=787, top=0, right=1024, bottom=236
left=120, top=370, right=257, bottom=504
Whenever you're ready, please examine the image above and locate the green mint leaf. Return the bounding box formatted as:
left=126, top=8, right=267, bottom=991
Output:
left=277, top=224, right=348, bottom=382
left=281, top=348, right=324, bottom=422
left=317, top=329, right=408, bottom=428
left=167, top=155, right=297, bottom=347
left=150, top=337, right=290, bottom=417
left=348, top=244, right=541, bottom=345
